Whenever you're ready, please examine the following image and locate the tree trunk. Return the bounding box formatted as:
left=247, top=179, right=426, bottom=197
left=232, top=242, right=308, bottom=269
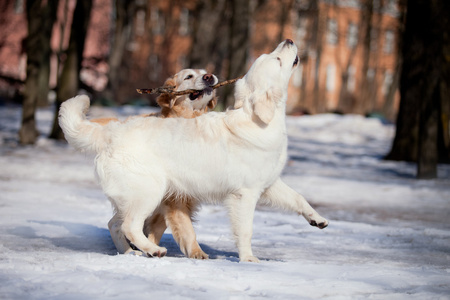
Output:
left=223, top=0, right=250, bottom=108
left=385, top=0, right=450, bottom=178
left=19, top=0, right=58, bottom=144
left=358, top=0, right=373, bottom=114
left=382, top=57, right=400, bottom=120
left=188, top=0, right=227, bottom=70
left=417, top=84, right=439, bottom=178
left=382, top=0, right=406, bottom=121
left=38, top=1, right=58, bottom=107
left=49, top=0, right=92, bottom=140
left=103, top=0, right=134, bottom=103
left=277, top=0, right=294, bottom=42
left=311, top=0, right=324, bottom=113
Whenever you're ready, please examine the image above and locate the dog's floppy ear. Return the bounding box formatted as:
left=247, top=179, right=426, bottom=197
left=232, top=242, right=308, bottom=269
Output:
left=252, top=88, right=282, bottom=124
left=157, top=94, right=177, bottom=109
left=207, top=97, right=218, bottom=110
left=156, top=76, right=177, bottom=109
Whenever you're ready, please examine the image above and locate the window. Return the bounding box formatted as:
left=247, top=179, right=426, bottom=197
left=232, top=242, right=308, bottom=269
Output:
left=135, top=10, right=146, bottom=36
left=382, top=70, right=393, bottom=95
left=327, top=19, right=338, bottom=45
left=383, top=30, right=394, bottom=54
left=179, top=8, right=190, bottom=36
left=386, top=0, right=397, bottom=11
left=373, top=0, right=381, bottom=11
left=370, top=28, right=379, bottom=52
left=347, top=65, right=356, bottom=92
left=14, top=0, right=24, bottom=14
left=367, top=68, right=375, bottom=82
left=178, top=55, right=187, bottom=69
left=295, top=18, right=308, bottom=43
left=383, top=0, right=399, bottom=16
left=149, top=55, right=161, bottom=81
left=347, top=23, right=358, bottom=48
left=326, top=64, right=336, bottom=91
left=151, top=8, right=165, bottom=35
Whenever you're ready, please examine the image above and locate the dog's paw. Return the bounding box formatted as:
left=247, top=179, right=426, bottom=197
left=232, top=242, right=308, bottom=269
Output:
left=309, top=217, right=329, bottom=229
left=240, top=255, right=260, bottom=263
left=189, top=249, right=209, bottom=260
left=147, top=246, right=167, bottom=258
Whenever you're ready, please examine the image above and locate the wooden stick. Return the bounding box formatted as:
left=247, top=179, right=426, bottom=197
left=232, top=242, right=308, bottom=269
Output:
left=136, top=75, right=244, bottom=95
left=136, top=86, right=175, bottom=95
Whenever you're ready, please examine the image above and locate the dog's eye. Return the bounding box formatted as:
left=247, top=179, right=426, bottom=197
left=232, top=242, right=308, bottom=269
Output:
left=276, top=57, right=282, bottom=66
left=293, top=56, right=299, bottom=67
left=184, top=75, right=194, bottom=80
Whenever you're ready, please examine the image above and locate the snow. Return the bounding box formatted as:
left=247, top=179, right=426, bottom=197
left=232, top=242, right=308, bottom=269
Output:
left=0, top=105, right=449, bottom=299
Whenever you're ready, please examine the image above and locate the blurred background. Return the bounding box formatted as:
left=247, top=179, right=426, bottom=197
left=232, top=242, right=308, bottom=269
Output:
left=0, top=0, right=448, bottom=178
left=0, top=0, right=401, bottom=113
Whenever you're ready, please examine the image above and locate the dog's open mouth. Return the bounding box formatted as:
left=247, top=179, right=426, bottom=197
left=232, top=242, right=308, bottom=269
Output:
left=293, top=56, right=299, bottom=67
left=189, top=86, right=213, bottom=100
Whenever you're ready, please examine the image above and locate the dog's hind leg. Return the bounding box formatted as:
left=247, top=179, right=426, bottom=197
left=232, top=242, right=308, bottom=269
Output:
left=122, top=212, right=168, bottom=257
left=261, top=178, right=328, bottom=229
left=226, top=190, right=260, bottom=263
left=108, top=213, right=141, bottom=255
left=120, top=187, right=168, bottom=257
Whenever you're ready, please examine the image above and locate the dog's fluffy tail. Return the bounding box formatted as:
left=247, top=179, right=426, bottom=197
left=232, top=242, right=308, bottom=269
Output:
left=59, top=95, right=106, bottom=153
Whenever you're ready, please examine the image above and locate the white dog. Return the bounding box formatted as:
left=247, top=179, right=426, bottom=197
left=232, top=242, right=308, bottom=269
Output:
left=59, top=39, right=328, bottom=262
left=91, top=69, right=218, bottom=259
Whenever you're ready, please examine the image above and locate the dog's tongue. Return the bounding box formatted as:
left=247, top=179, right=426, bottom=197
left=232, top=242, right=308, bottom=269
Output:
left=189, top=87, right=213, bottom=100
left=189, top=91, right=202, bottom=100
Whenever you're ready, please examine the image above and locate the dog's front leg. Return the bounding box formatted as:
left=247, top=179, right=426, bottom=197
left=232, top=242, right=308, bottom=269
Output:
left=225, top=191, right=260, bottom=263
left=108, top=213, right=142, bottom=255
left=261, top=178, right=328, bottom=229
left=121, top=191, right=168, bottom=257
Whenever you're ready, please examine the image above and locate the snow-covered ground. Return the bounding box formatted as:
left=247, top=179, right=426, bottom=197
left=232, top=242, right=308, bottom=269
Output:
left=0, top=104, right=449, bottom=299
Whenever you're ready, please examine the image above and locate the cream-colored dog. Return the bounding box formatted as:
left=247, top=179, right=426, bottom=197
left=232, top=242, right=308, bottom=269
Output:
left=59, top=40, right=328, bottom=262
left=93, top=69, right=218, bottom=259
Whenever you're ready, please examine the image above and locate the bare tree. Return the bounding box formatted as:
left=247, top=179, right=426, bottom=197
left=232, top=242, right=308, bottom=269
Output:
left=49, top=0, right=93, bottom=140
left=336, top=1, right=362, bottom=114
left=386, top=0, right=450, bottom=178
left=358, top=0, right=374, bottom=114
left=222, top=0, right=250, bottom=108
left=19, top=0, right=58, bottom=145
left=188, top=0, right=228, bottom=77
left=381, top=0, right=406, bottom=121
left=293, top=0, right=321, bottom=113
left=277, top=0, right=294, bottom=42
left=102, top=0, right=135, bottom=103
left=310, top=0, right=324, bottom=113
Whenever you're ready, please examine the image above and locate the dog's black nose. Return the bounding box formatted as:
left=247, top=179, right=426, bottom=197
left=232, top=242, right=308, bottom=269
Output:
left=203, top=74, right=215, bottom=85
left=286, top=39, right=294, bottom=45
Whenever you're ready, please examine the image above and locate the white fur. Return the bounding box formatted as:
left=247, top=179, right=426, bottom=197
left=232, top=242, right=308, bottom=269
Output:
left=59, top=40, right=328, bottom=262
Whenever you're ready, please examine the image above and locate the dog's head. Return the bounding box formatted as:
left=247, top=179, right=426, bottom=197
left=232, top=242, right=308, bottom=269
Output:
left=234, top=39, right=299, bottom=124
left=157, top=69, right=219, bottom=114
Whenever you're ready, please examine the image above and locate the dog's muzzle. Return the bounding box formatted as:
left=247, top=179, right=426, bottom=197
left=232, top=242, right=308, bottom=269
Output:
left=189, top=86, right=213, bottom=100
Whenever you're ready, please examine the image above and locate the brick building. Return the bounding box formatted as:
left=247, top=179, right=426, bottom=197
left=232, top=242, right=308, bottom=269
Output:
left=0, top=0, right=400, bottom=116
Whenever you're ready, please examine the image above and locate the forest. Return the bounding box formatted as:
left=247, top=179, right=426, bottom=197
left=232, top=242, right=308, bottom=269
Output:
left=0, top=0, right=448, bottom=178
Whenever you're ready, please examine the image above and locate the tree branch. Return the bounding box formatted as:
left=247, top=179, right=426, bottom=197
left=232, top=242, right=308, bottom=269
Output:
left=136, top=75, right=244, bottom=95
